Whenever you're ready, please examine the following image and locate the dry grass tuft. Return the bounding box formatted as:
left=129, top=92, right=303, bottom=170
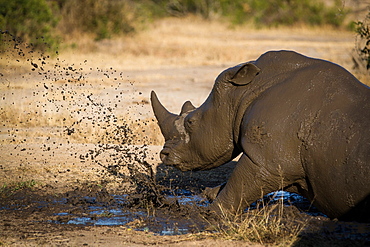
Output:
left=210, top=197, right=307, bottom=246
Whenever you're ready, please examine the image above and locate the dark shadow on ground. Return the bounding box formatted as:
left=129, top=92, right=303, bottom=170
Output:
left=292, top=193, right=370, bottom=246
left=292, top=218, right=370, bottom=246
left=155, top=161, right=236, bottom=194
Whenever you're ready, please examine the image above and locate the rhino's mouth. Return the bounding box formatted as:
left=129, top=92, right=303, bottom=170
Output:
left=160, top=148, right=193, bottom=171
left=160, top=147, right=180, bottom=165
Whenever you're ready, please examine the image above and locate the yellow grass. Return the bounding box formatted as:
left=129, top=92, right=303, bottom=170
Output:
left=214, top=204, right=307, bottom=246
left=59, top=16, right=358, bottom=70
left=0, top=16, right=368, bottom=148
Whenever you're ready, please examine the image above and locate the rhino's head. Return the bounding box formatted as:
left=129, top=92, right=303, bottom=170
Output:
left=151, top=62, right=260, bottom=171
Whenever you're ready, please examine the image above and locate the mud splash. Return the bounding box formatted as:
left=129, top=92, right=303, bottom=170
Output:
left=1, top=31, right=206, bottom=236
left=1, top=30, right=158, bottom=195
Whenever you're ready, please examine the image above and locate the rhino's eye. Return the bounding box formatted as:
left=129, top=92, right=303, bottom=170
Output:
left=185, top=116, right=195, bottom=131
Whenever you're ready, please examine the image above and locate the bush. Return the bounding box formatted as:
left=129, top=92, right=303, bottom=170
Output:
left=245, top=0, right=347, bottom=27
left=161, top=0, right=347, bottom=27
left=164, top=0, right=219, bottom=18
left=0, top=0, right=59, bottom=52
left=354, top=12, right=370, bottom=71
left=57, top=0, right=136, bottom=41
left=0, top=0, right=350, bottom=53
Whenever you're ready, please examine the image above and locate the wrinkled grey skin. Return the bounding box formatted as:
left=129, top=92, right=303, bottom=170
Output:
left=151, top=50, right=370, bottom=222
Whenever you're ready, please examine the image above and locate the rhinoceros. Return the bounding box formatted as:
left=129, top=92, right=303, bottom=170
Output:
left=150, top=50, right=370, bottom=222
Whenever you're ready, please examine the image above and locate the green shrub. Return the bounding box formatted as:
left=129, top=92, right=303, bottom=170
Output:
left=0, top=0, right=350, bottom=53
left=354, top=12, right=370, bottom=70
left=164, top=0, right=218, bottom=18
left=0, top=0, right=59, bottom=52
left=57, top=0, right=136, bottom=40
left=246, top=0, right=347, bottom=27
left=161, top=0, right=347, bottom=28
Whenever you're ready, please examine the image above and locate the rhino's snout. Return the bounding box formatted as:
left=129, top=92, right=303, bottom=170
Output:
left=160, top=147, right=185, bottom=169
left=160, top=144, right=199, bottom=171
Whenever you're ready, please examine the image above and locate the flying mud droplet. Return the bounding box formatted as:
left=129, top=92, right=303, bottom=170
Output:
left=0, top=30, right=163, bottom=207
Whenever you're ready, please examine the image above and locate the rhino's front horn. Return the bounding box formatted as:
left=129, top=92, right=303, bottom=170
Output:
left=150, top=91, right=178, bottom=139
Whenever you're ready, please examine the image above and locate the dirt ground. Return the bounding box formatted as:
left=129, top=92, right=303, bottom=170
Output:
left=1, top=17, right=370, bottom=246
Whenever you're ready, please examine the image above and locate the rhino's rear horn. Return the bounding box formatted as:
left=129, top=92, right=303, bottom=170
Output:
left=180, top=101, right=196, bottom=115
left=150, top=91, right=178, bottom=139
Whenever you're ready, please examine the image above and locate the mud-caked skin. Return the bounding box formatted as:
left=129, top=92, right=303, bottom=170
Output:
left=151, top=50, right=370, bottom=222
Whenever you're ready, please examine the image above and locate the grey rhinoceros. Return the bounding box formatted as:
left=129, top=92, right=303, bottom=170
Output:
left=151, top=50, right=370, bottom=222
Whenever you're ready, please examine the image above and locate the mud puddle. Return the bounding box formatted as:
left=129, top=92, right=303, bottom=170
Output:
left=248, top=190, right=326, bottom=217
left=54, top=190, right=322, bottom=229
left=0, top=188, right=210, bottom=236
left=2, top=183, right=370, bottom=246
left=51, top=189, right=208, bottom=235
left=2, top=186, right=322, bottom=236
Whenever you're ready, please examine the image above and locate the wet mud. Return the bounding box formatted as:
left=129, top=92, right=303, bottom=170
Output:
left=1, top=31, right=370, bottom=246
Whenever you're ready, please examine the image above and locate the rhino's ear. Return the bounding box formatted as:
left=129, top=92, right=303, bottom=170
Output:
left=229, top=63, right=261, bottom=85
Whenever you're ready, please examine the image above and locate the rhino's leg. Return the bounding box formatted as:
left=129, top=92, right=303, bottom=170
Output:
left=209, top=154, right=281, bottom=214
left=203, top=183, right=226, bottom=202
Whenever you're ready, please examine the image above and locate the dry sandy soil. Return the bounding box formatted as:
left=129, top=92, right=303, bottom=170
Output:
left=1, top=17, right=370, bottom=246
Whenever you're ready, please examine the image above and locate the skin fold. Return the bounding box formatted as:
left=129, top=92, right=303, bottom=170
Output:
left=151, top=50, right=370, bottom=222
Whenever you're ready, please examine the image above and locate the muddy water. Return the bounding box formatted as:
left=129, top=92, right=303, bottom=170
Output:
left=52, top=191, right=315, bottom=227
left=14, top=188, right=316, bottom=236
left=52, top=190, right=208, bottom=235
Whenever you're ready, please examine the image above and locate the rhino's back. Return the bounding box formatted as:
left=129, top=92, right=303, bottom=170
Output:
left=247, top=51, right=370, bottom=221
left=255, top=50, right=362, bottom=84
left=299, top=85, right=370, bottom=221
